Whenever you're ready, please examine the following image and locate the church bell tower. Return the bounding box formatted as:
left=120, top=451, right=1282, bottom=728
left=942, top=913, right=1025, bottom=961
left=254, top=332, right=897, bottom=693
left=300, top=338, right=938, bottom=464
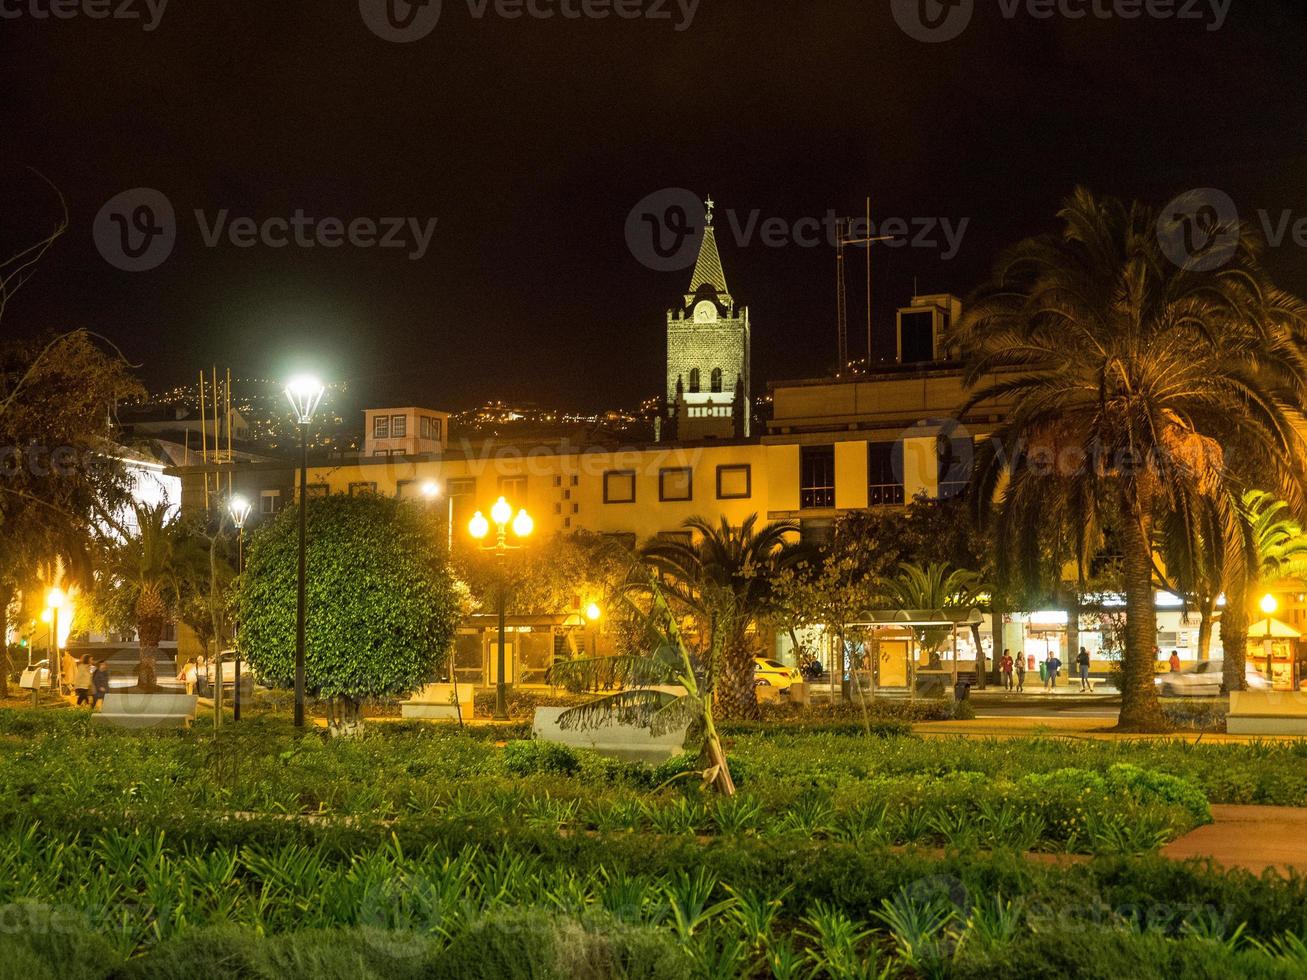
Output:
left=666, top=197, right=751, bottom=440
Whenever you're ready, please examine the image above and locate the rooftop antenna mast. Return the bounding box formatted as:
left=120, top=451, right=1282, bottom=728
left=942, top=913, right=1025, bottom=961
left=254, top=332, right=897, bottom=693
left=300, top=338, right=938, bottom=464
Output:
left=837, top=197, right=894, bottom=371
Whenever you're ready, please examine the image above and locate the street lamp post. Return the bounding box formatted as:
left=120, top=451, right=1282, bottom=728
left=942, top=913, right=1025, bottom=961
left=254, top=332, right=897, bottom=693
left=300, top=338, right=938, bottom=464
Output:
left=46, top=588, right=66, bottom=700
left=229, top=495, right=252, bottom=722
left=1261, top=593, right=1278, bottom=690
left=469, top=497, right=533, bottom=721
left=285, top=376, right=325, bottom=728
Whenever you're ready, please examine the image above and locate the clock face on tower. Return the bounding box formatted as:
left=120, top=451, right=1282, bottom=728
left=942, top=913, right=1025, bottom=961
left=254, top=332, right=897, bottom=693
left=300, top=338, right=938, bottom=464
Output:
left=693, top=300, right=718, bottom=323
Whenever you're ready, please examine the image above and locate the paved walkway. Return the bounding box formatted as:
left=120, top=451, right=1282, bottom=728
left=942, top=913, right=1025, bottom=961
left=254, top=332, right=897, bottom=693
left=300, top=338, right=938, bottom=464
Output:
left=910, top=716, right=1307, bottom=743
left=1164, top=805, right=1307, bottom=876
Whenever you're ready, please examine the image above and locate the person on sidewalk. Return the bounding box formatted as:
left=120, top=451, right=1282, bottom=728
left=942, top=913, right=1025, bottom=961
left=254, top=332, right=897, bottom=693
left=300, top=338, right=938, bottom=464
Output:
left=1169, top=649, right=1182, bottom=673
left=1045, top=653, right=1062, bottom=691
left=73, top=655, right=93, bottom=706
left=1077, top=646, right=1092, bottom=692
left=1014, top=655, right=1026, bottom=693
left=1000, top=650, right=1014, bottom=691
left=90, top=660, right=110, bottom=708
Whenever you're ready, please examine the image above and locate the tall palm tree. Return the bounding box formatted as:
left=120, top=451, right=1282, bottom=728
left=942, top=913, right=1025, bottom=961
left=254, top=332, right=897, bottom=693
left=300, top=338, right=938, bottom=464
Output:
left=1219, top=491, right=1307, bottom=693
left=961, top=188, right=1307, bottom=731
left=641, top=515, right=802, bottom=720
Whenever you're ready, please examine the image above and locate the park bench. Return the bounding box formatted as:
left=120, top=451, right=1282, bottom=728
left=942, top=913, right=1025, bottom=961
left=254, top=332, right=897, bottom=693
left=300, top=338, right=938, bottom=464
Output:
left=1227, top=691, right=1307, bottom=736
left=400, top=683, right=473, bottom=722
left=90, top=692, right=199, bottom=730
left=532, top=699, right=691, bottom=764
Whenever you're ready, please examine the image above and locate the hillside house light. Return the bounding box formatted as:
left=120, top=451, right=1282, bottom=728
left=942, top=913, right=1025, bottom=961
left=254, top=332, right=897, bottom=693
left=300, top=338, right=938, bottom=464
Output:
left=285, top=374, right=325, bottom=728
left=228, top=495, right=253, bottom=721
left=469, top=496, right=534, bottom=720
left=585, top=602, right=602, bottom=622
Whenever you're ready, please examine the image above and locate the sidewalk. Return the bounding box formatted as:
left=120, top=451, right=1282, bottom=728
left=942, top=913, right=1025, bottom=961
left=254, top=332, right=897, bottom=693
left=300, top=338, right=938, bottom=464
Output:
left=1164, top=805, right=1307, bottom=876
left=911, top=716, right=1304, bottom=743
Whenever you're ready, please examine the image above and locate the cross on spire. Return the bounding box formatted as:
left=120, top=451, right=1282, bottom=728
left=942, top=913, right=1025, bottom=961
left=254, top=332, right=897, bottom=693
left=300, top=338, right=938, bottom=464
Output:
left=705, top=195, right=715, bottom=226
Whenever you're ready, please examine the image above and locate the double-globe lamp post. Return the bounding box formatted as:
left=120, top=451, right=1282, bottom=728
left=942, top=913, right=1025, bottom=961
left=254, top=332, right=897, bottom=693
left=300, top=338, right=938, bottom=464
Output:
left=228, top=494, right=253, bottom=722
left=285, top=376, right=325, bottom=728
left=469, top=497, right=533, bottom=721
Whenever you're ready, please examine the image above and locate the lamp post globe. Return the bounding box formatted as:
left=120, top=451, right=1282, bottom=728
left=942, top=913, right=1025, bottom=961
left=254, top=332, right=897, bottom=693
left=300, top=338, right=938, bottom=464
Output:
left=284, top=374, right=325, bottom=728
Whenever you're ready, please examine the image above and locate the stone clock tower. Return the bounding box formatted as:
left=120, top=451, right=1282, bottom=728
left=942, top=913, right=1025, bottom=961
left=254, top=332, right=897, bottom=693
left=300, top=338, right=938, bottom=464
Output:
left=666, top=198, right=751, bottom=440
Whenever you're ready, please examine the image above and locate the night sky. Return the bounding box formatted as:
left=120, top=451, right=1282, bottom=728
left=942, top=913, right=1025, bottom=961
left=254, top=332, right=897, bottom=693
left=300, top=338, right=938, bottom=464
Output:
left=4, top=0, right=1307, bottom=413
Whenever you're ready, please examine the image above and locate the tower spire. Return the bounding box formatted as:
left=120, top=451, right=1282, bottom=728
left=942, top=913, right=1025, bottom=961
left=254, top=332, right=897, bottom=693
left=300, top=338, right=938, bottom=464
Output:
left=685, top=195, right=729, bottom=305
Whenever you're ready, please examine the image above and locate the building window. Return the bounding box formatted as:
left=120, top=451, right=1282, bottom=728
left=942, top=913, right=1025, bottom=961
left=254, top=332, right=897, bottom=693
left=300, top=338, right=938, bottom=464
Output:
left=603, top=470, right=637, bottom=504
left=372, top=416, right=390, bottom=439
left=349, top=482, right=378, bottom=496
left=716, top=464, right=751, bottom=500
left=260, top=489, right=281, bottom=514
left=937, top=434, right=974, bottom=500
left=711, top=368, right=723, bottom=393
left=868, top=441, right=906, bottom=506
left=419, top=416, right=442, bottom=440
left=396, top=479, right=420, bottom=499
left=570, top=475, right=579, bottom=487
left=800, top=445, right=836, bottom=510
left=307, top=483, right=330, bottom=498
left=553, top=475, right=562, bottom=487
left=659, top=467, right=693, bottom=502
left=688, top=368, right=701, bottom=394
left=499, top=475, right=528, bottom=503
left=391, top=415, right=407, bottom=438
left=900, top=310, right=935, bottom=364
left=373, top=449, right=391, bottom=457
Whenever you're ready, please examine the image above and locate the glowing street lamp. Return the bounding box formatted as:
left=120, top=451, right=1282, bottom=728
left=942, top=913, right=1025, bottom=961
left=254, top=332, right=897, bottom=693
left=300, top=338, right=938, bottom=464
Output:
left=285, top=374, right=325, bottom=728
left=420, top=480, right=455, bottom=553
left=45, top=588, right=69, bottom=697
left=469, top=496, right=533, bottom=720
left=228, top=495, right=253, bottom=721
left=1261, top=593, right=1278, bottom=688
left=585, top=602, right=603, bottom=623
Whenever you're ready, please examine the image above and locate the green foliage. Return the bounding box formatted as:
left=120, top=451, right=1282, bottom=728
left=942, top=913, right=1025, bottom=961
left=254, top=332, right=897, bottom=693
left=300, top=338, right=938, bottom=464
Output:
left=503, top=740, right=583, bottom=778
left=235, top=494, right=462, bottom=702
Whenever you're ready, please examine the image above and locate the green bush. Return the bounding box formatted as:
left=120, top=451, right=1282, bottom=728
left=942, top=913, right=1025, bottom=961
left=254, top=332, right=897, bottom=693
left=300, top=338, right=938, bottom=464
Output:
left=502, top=740, right=582, bottom=778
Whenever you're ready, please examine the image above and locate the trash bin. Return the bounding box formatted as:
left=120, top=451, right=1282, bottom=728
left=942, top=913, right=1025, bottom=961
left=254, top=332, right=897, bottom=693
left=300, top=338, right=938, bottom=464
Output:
left=1038, top=661, right=1048, bottom=683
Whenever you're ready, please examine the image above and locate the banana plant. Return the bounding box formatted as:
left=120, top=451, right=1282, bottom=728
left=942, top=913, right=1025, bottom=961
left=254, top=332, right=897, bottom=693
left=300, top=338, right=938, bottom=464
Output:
left=547, top=567, right=736, bottom=796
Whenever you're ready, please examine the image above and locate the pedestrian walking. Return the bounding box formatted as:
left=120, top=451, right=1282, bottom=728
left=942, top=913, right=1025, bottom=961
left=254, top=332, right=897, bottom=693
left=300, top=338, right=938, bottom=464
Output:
left=1077, top=646, right=1092, bottom=692
left=90, top=660, right=110, bottom=708
left=1169, top=649, right=1181, bottom=673
left=73, top=655, right=93, bottom=706
left=1000, top=649, right=1014, bottom=691
left=1014, top=655, right=1026, bottom=693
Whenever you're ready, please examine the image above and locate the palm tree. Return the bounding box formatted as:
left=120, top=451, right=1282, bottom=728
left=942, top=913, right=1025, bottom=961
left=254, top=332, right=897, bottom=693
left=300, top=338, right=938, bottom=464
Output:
left=1219, top=491, right=1307, bottom=693
left=961, top=188, right=1307, bottom=731
left=107, top=502, right=199, bottom=692
left=881, top=562, right=983, bottom=693
left=640, top=515, right=802, bottom=720
left=549, top=569, right=736, bottom=795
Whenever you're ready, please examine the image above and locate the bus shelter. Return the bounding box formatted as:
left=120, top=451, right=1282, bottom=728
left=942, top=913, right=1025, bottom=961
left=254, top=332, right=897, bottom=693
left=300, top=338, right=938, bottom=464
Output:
left=844, top=607, right=985, bottom=695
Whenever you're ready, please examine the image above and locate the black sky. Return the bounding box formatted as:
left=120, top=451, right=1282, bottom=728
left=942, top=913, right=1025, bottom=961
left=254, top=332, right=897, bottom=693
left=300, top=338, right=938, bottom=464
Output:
left=4, top=0, right=1307, bottom=412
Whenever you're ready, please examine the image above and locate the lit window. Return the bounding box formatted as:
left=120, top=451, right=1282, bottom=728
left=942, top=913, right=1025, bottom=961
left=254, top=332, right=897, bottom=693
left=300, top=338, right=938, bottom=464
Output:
left=603, top=470, right=636, bottom=504
left=372, top=416, right=390, bottom=439
left=659, top=467, right=693, bottom=502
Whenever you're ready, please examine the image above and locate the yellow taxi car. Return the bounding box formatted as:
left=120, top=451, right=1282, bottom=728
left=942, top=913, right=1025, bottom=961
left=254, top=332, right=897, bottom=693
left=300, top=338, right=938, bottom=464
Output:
left=754, top=658, right=802, bottom=690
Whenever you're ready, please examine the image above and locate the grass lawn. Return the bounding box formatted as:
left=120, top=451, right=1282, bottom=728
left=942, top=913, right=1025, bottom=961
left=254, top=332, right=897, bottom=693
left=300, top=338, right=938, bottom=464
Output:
left=1, top=708, right=1306, bottom=977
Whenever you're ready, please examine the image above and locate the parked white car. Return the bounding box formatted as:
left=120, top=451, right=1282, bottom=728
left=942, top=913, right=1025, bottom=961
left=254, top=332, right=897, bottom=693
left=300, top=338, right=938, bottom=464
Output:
left=1155, top=660, right=1270, bottom=697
